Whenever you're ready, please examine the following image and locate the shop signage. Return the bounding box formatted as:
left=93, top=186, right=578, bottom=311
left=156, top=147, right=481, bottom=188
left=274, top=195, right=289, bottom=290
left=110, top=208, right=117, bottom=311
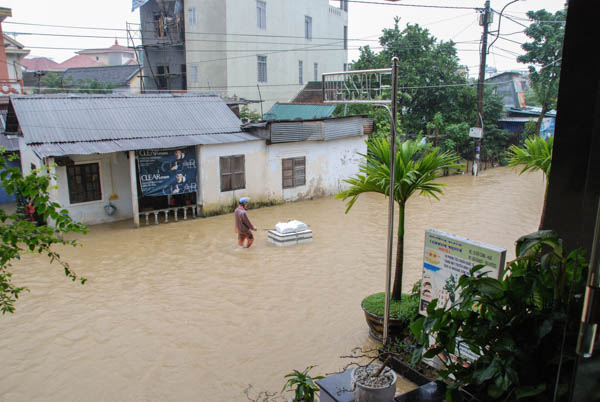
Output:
left=137, top=147, right=197, bottom=197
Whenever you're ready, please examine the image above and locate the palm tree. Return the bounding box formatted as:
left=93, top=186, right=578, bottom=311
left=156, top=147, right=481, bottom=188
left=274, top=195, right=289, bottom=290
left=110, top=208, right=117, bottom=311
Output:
left=336, top=137, right=462, bottom=301
left=507, top=135, right=554, bottom=229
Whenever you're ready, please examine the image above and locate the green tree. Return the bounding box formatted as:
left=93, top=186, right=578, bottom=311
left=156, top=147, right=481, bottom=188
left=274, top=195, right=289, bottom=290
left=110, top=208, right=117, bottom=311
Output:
left=352, top=18, right=476, bottom=135
left=37, top=72, right=115, bottom=94
left=0, top=153, right=87, bottom=314
left=336, top=137, right=461, bottom=301
left=507, top=135, right=553, bottom=228
left=239, top=105, right=263, bottom=122
left=517, top=9, right=566, bottom=134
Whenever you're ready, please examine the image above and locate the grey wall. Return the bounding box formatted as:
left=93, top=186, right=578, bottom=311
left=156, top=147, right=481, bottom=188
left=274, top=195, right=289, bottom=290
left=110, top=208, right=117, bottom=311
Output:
left=140, top=0, right=186, bottom=91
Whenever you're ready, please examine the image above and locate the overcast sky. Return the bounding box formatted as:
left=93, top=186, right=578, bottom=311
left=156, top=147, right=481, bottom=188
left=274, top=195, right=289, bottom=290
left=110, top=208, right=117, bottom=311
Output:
left=3, top=0, right=566, bottom=78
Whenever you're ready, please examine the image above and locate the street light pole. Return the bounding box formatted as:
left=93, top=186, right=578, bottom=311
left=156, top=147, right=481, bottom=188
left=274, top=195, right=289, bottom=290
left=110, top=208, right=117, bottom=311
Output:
left=383, top=57, right=399, bottom=347
left=474, top=0, right=491, bottom=176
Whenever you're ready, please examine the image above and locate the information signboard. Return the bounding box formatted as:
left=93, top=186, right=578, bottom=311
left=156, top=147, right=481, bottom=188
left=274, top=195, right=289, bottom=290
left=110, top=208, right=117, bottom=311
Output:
left=137, top=147, right=198, bottom=197
left=419, top=229, right=506, bottom=315
left=419, top=229, right=506, bottom=369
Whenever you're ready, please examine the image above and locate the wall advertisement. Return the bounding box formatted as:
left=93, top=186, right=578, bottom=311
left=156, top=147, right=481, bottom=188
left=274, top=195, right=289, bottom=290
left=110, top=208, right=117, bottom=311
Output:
left=419, top=229, right=506, bottom=369
left=137, top=147, right=197, bottom=197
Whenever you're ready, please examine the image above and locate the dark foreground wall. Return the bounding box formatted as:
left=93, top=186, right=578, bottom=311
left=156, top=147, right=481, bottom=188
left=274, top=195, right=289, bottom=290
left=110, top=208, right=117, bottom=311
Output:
left=542, top=1, right=600, bottom=400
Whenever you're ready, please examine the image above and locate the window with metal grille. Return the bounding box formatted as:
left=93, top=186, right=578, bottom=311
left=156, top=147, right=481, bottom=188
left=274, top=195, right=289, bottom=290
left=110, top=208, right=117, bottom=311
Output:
left=257, top=55, right=267, bottom=82
left=220, top=155, right=246, bottom=192
left=156, top=65, right=170, bottom=89
left=181, top=64, right=187, bottom=89
left=190, top=64, right=199, bottom=83
left=298, top=60, right=303, bottom=84
left=67, top=163, right=102, bottom=204
left=305, top=16, right=312, bottom=40
left=344, top=25, right=348, bottom=50
left=282, top=157, right=306, bottom=189
left=188, top=7, right=197, bottom=26
left=314, top=63, right=318, bottom=81
left=257, top=1, right=266, bottom=29
left=154, top=14, right=166, bottom=37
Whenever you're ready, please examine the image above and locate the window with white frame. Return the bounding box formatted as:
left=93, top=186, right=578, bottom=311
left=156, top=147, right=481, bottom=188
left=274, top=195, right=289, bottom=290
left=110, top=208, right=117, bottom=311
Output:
left=257, top=55, right=267, bottom=82
left=190, top=64, right=199, bottom=83
left=188, top=7, right=197, bottom=26
left=314, top=63, right=318, bottom=81
left=298, top=60, right=303, bottom=84
left=304, top=16, right=312, bottom=40
left=67, top=162, right=102, bottom=204
left=257, top=1, right=266, bottom=29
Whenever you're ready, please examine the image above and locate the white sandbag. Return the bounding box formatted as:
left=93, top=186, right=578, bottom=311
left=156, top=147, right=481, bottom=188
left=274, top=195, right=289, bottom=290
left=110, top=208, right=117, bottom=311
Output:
left=274, top=220, right=308, bottom=234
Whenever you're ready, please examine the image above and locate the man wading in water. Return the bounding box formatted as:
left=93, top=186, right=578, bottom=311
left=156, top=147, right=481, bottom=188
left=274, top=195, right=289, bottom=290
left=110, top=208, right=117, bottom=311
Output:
left=235, top=197, right=257, bottom=248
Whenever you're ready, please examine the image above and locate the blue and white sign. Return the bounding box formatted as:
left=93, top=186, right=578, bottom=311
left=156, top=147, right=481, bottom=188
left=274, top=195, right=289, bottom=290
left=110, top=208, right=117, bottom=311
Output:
left=137, top=147, right=197, bottom=197
left=540, top=117, right=555, bottom=139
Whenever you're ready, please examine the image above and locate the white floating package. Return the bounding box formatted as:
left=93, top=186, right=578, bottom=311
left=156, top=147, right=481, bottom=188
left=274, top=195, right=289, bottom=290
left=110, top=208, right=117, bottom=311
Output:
left=267, top=220, right=313, bottom=246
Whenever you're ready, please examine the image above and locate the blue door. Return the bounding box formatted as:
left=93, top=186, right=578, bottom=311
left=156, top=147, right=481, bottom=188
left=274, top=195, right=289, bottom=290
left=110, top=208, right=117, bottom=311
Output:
left=0, top=155, right=20, bottom=204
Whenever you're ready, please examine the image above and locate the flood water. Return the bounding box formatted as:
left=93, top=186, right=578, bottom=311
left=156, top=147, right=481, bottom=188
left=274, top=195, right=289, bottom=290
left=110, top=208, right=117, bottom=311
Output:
left=0, top=167, right=544, bottom=401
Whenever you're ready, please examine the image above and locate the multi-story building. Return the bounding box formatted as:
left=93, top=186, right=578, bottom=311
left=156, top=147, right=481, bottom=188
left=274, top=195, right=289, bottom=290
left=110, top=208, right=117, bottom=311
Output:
left=139, top=0, right=348, bottom=111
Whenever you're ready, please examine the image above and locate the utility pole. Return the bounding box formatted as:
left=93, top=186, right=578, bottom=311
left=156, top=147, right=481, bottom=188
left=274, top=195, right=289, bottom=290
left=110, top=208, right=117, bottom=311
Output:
left=473, top=0, right=491, bottom=176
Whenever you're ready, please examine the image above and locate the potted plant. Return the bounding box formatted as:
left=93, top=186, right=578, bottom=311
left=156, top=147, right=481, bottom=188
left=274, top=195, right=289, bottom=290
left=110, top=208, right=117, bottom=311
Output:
left=410, top=231, right=587, bottom=401
left=336, top=137, right=461, bottom=338
left=351, top=360, right=397, bottom=402
left=282, top=366, right=324, bottom=402
left=361, top=281, right=421, bottom=341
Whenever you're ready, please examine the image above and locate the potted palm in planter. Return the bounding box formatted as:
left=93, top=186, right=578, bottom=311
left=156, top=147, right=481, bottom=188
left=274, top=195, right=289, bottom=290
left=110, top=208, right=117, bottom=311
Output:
left=336, top=136, right=461, bottom=340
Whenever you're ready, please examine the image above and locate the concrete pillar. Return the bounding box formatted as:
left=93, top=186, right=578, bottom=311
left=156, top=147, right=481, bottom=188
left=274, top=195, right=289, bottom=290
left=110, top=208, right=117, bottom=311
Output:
left=129, top=150, right=139, bottom=227
left=195, top=145, right=202, bottom=216
left=46, top=157, right=59, bottom=204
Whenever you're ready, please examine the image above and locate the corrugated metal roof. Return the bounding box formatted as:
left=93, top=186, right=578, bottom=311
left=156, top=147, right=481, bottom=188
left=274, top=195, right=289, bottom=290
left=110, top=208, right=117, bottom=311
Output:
left=63, top=65, right=140, bottom=85
left=9, top=93, right=244, bottom=144
left=30, top=133, right=259, bottom=158
left=7, top=93, right=257, bottom=158
left=323, top=117, right=364, bottom=141
left=268, top=117, right=367, bottom=144
left=263, top=102, right=335, bottom=121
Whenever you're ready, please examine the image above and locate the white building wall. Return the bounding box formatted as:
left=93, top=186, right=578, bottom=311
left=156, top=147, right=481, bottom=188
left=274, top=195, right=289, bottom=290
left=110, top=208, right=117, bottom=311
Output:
left=18, top=138, right=42, bottom=175
left=199, top=139, right=268, bottom=214
left=26, top=134, right=365, bottom=226
left=53, top=152, right=133, bottom=225
left=265, top=135, right=366, bottom=201
left=184, top=0, right=348, bottom=112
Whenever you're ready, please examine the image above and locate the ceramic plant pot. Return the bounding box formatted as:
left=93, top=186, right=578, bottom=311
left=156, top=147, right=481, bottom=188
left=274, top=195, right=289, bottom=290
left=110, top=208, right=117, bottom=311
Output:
left=351, top=364, right=397, bottom=402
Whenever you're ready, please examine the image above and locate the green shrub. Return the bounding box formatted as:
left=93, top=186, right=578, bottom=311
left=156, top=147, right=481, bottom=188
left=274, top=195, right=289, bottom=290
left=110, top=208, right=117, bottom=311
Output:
left=362, top=281, right=420, bottom=324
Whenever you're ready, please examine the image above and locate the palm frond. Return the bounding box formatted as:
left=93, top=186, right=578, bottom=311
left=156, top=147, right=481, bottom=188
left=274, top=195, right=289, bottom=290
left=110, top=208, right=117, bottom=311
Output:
left=337, top=137, right=462, bottom=212
left=507, top=136, right=553, bottom=178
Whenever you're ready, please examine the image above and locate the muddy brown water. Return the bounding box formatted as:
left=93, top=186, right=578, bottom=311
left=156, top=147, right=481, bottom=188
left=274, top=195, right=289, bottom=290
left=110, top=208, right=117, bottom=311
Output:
left=0, top=167, right=544, bottom=401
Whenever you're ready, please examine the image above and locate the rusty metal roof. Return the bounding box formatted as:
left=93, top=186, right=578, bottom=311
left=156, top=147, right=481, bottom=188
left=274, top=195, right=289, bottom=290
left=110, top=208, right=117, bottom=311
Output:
left=7, top=93, right=258, bottom=157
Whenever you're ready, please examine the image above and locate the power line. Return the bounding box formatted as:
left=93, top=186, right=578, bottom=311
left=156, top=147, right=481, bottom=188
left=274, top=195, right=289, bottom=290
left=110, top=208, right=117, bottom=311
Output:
left=498, top=14, right=528, bottom=29
left=496, top=35, right=523, bottom=46
left=5, top=20, right=357, bottom=42
left=344, top=0, right=477, bottom=10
